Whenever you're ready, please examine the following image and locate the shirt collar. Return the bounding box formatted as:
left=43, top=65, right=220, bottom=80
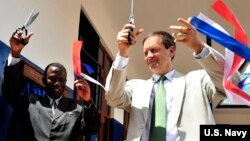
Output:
left=47, top=95, right=63, bottom=106
left=152, top=69, right=175, bottom=83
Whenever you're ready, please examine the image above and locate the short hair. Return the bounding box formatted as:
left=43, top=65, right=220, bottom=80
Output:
left=142, top=31, right=176, bottom=50
left=44, top=62, right=67, bottom=78
left=142, top=31, right=176, bottom=60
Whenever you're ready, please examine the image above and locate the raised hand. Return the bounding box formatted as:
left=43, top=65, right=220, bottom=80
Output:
left=74, top=76, right=92, bottom=103
left=117, top=24, right=143, bottom=57
left=169, top=18, right=204, bottom=54
left=9, top=28, right=33, bottom=58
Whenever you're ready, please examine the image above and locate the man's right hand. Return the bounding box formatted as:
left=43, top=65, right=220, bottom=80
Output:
left=9, top=28, right=33, bottom=58
left=117, top=24, right=143, bottom=57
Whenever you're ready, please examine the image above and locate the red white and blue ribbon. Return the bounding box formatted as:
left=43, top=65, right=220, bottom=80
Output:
left=212, top=0, right=250, bottom=105
left=190, top=3, right=250, bottom=105
left=72, top=40, right=107, bottom=91
left=190, top=17, right=250, bottom=61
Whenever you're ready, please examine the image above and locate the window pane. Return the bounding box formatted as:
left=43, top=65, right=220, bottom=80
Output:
left=98, top=48, right=104, bottom=67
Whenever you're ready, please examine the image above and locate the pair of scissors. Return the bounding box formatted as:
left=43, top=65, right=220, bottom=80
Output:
left=128, top=0, right=134, bottom=45
left=22, top=8, right=40, bottom=36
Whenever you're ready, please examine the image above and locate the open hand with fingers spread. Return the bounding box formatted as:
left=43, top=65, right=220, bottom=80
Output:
left=169, top=18, right=204, bottom=54
left=9, top=28, right=33, bottom=58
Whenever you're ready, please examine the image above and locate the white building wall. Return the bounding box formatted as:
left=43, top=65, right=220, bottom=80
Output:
left=0, top=0, right=125, bottom=126
left=0, top=0, right=82, bottom=89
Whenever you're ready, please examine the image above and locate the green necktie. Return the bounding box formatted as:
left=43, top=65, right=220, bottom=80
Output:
left=149, top=76, right=166, bottom=141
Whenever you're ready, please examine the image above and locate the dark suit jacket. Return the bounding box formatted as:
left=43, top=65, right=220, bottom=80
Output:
left=3, top=61, right=99, bottom=141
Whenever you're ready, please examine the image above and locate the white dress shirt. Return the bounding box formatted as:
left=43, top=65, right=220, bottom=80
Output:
left=112, top=45, right=210, bottom=141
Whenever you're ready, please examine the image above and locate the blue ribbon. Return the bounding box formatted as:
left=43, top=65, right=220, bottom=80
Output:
left=238, top=73, right=250, bottom=94
left=190, top=17, right=250, bottom=61
left=82, top=63, right=94, bottom=74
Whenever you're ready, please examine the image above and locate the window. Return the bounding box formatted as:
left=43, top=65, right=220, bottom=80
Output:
left=79, top=10, right=113, bottom=141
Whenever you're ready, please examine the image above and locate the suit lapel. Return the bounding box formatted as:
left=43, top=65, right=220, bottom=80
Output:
left=171, top=71, right=186, bottom=124
left=137, top=72, right=186, bottom=123
left=53, top=108, right=64, bottom=119
left=40, top=96, right=54, bottom=118
left=142, top=79, right=154, bottom=122
left=53, top=97, right=67, bottom=119
left=40, top=96, right=68, bottom=119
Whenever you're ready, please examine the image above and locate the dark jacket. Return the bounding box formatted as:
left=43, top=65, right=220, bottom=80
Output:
left=3, top=62, right=99, bottom=141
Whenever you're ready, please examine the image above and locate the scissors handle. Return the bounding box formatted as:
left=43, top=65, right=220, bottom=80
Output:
left=21, top=26, right=28, bottom=36
left=128, top=21, right=134, bottom=45
left=20, top=26, right=28, bottom=45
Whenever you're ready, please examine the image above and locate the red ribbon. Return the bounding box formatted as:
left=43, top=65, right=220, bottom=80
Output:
left=72, top=40, right=83, bottom=76
left=212, top=0, right=250, bottom=101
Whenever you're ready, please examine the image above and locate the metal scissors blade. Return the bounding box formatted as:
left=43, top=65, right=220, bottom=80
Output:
left=23, top=9, right=39, bottom=34
left=128, top=0, right=134, bottom=45
left=129, top=0, right=134, bottom=24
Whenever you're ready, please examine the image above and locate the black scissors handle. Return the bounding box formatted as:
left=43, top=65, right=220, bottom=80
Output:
left=20, top=26, right=28, bottom=45
left=22, top=26, right=28, bottom=36
left=128, top=22, right=134, bottom=45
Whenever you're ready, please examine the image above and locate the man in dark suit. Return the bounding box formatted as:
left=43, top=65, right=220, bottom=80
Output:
left=2, top=28, right=99, bottom=141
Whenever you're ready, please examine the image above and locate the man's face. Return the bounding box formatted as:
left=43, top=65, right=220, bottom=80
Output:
left=143, top=36, right=175, bottom=75
left=44, top=66, right=67, bottom=99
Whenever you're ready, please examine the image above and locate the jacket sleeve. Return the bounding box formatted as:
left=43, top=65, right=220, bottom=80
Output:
left=105, top=65, right=133, bottom=111
left=2, top=60, right=25, bottom=108
left=196, top=45, right=241, bottom=100
left=81, top=103, right=99, bottom=135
